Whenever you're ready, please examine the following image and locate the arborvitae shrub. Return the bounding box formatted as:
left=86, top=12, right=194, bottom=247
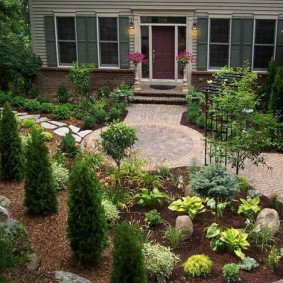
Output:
left=0, top=103, right=24, bottom=181
left=111, top=221, right=147, bottom=283
left=24, top=127, right=58, bottom=215
left=60, top=132, right=79, bottom=157
left=67, top=160, right=108, bottom=263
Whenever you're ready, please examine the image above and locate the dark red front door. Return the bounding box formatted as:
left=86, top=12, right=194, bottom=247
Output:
left=152, top=26, right=175, bottom=79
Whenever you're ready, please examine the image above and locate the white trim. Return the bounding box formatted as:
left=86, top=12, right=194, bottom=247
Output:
left=208, top=14, right=232, bottom=19
left=54, top=16, right=59, bottom=67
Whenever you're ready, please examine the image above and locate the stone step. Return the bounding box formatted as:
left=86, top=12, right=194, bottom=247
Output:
left=134, top=91, right=186, bottom=98
left=130, top=95, right=186, bottom=105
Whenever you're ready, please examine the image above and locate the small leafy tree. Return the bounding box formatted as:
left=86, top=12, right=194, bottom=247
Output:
left=67, top=159, right=108, bottom=263
left=191, top=165, right=240, bottom=220
left=101, top=121, right=138, bottom=169
left=111, top=221, right=147, bottom=283
left=24, top=127, right=58, bottom=215
left=0, top=103, right=24, bottom=181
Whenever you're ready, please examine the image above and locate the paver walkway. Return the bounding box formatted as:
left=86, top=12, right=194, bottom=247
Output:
left=85, top=103, right=283, bottom=200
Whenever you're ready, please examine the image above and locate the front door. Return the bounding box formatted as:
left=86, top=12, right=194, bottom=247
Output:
left=152, top=26, right=175, bottom=79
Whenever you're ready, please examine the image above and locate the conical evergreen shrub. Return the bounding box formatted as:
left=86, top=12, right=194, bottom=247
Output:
left=24, top=127, right=58, bottom=215
left=111, top=221, right=147, bottom=283
left=67, top=159, right=108, bottom=263
left=0, top=102, right=24, bottom=181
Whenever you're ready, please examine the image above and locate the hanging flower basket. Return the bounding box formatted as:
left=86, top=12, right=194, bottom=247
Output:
left=176, top=50, right=196, bottom=65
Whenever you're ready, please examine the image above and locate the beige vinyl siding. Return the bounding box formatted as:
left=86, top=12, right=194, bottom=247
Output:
left=30, top=0, right=283, bottom=66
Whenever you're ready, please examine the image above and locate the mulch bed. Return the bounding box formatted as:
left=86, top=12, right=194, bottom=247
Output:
left=2, top=166, right=283, bottom=283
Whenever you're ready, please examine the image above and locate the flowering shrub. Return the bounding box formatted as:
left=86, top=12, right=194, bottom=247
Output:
left=176, top=50, right=196, bottom=65
left=127, top=52, right=146, bottom=64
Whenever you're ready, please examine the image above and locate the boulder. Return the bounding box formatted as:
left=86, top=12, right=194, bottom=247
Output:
left=54, top=271, right=91, bottom=283
left=26, top=253, right=41, bottom=271
left=184, top=184, right=193, bottom=196
left=0, top=206, right=9, bottom=223
left=175, top=215, right=193, bottom=240
left=256, top=208, right=280, bottom=236
left=0, top=195, right=11, bottom=210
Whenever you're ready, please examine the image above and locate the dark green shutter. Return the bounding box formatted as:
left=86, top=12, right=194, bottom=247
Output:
left=231, top=19, right=253, bottom=68
left=44, top=16, right=57, bottom=66
left=76, top=17, right=98, bottom=66
left=276, top=20, right=283, bottom=65
left=197, top=18, right=208, bottom=70
left=119, top=16, right=130, bottom=69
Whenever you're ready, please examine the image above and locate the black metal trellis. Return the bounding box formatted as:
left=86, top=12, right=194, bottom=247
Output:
left=200, top=72, right=244, bottom=169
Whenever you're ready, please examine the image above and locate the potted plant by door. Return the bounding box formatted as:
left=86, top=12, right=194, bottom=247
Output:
left=176, top=50, right=196, bottom=93
left=127, top=52, right=146, bottom=91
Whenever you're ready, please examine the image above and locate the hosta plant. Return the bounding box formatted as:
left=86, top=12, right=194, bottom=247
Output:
left=143, top=243, right=179, bottom=283
left=183, top=254, right=212, bottom=278
left=168, top=196, right=205, bottom=220
left=220, top=228, right=250, bottom=259
left=135, top=188, right=170, bottom=207
left=207, top=198, right=230, bottom=218
left=238, top=196, right=261, bottom=220
left=205, top=223, right=225, bottom=252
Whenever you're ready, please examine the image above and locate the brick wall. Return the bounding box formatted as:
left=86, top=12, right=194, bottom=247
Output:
left=36, top=67, right=135, bottom=92
left=192, top=71, right=267, bottom=90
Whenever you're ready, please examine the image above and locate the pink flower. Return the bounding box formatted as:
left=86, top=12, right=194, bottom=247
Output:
left=127, top=52, right=146, bottom=64
left=176, top=50, right=196, bottom=65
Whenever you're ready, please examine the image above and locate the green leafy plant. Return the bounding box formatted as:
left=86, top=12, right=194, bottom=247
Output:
left=238, top=196, right=261, bottom=220
left=83, top=115, right=95, bottom=130
left=37, top=94, right=51, bottom=103
left=11, top=96, right=26, bottom=107
left=51, top=162, right=69, bottom=190
left=136, top=171, right=163, bottom=191
left=94, top=108, right=106, bottom=124
left=41, top=103, right=55, bottom=113
left=143, top=243, right=179, bottom=283
left=102, top=199, right=120, bottom=226
left=24, top=127, right=58, bottom=215
left=57, top=84, right=71, bottom=103
left=101, top=121, right=138, bottom=169
left=267, top=246, right=281, bottom=272
left=68, top=159, right=108, bottom=262
left=111, top=221, right=146, bottom=283
left=164, top=224, right=185, bottom=248
left=205, top=223, right=225, bottom=252
left=187, top=110, right=200, bottom=124
left=268, top=194, right=283, bottom=216
left=21, top=118, right=35, bottom=128
left=112, top=82, right=134, bottom=104
left=183, top=254, right=212, bottom=278
left=196, top=113, right=206, bottom=128
left=24, top=99, right=41, bottom=111
left=60, top=132, right=80, bottom=158
left=237, top=176, right=249, bottom=191
left=97, top=86, right=111, bottom=99
left=135, top=188, right=170, bottom=207
left=222, top=263, right=240, bottom=282
left=239, top=256, right=259, bottom=271
left=0, top=92, right=11, bottom=105
left=220, top=228, right=250, bottom=259
left=108, top=106, right=122, bottom=121
left=41, top=131, right=53, bottom=141
left=168, top=196, right=205, bottom=220
left=207, top=198, right=230, bottom=218
left=157, top=164, right=172, bottom=179
left=191, top=165, right=240, bottom=220
left=54, top=104, right=71, bottom=120
left=247, top=188, right=262, bottom=199
left=145, top=209, right=162, bottom=227
left=0, top=103, right=24, bottom=181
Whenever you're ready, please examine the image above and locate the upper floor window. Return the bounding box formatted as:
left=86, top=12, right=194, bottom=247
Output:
left=253, top=19, right=276, bottom=70
left=56, top=17, right=77, bottom=66
left=209, top=19, right=230, bottom=69
left=98, top=18, right=119, bottom=67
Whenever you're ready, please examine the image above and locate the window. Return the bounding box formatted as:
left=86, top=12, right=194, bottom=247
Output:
left=253, top=20, right=276, bottom=70
left=56, top=17, right=77, bottom=66
left=99, top=18, right=119, bottom=67
left=141, top=26, right=149, bottom=78
left=209, top=19, right=230, bottom=69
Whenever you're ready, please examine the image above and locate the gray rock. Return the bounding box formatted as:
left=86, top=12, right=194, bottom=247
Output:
left=18, top=114, right=40, bottom=121
left=41, top=122, right=57, bottom=130
left=54, top=127, right=70, bottom=137
left=54, top=271, right=91, bottom=283
left=36, top=117, right=49, bottom=123
left=175, top=215, right=193, bottom=240
left=70, top=125, right=80, bottom=133
left=77, top=130, right=92, bottom=138
left=72, top=134, right=82, bottom=143
left=49, top=121, right=67, bottom=127
left=184, top=184, right=193, bottom=196
left=0, top=206, right=9, bottom=223
left=26, top=253, right=41, bottom=271
left=0, top=195, right=11, bottom=210
left=16, top=112, right=28, bottom=116
left=256, top=208, right=280, bottom=236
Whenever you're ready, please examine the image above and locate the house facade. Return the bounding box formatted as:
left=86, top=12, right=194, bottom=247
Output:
left=29, top=0, right=283, bottom=91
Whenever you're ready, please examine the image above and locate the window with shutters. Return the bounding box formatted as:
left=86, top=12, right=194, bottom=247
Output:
left=209, top=19, right=230, bottom=69
left=98, top=18, right=119, bottom=67
left=253, top=20, right=276, bottom=70
left=56, top=17, right=77, bottom=66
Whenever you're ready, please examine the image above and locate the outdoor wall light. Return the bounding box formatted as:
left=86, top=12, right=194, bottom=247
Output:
left=129, top=18, right=135, bottom=35
left=192, top=22, right=197, bottom=36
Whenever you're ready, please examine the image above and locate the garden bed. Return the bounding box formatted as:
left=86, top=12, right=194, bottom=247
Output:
left=2, top=167, right=283, bottom=283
